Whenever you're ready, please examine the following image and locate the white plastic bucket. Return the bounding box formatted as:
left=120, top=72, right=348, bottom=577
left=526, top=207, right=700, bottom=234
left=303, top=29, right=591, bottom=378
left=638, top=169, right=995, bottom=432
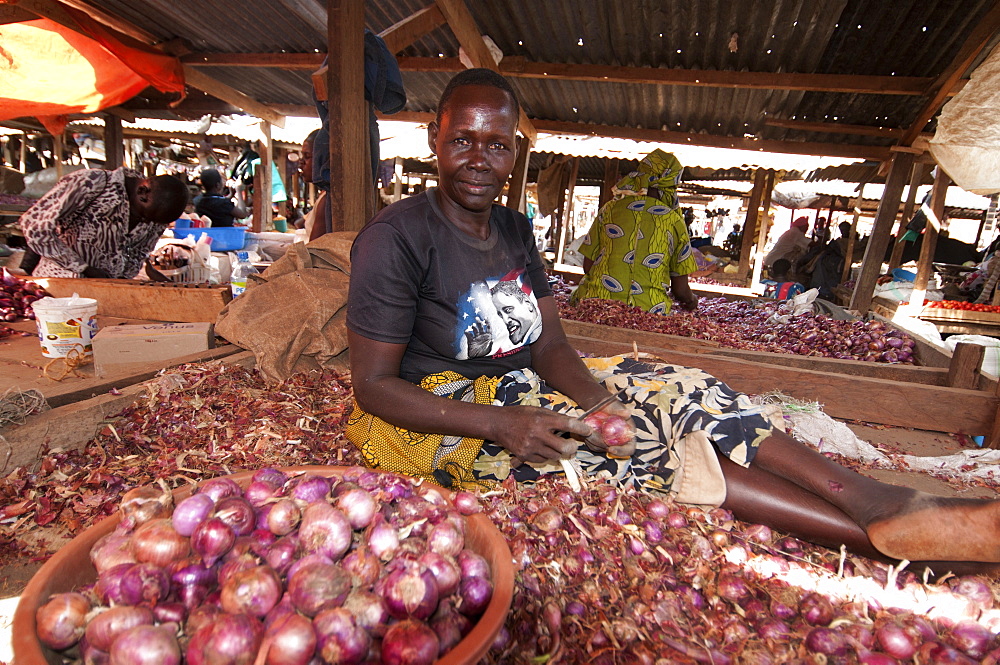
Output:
left=30, top=295, right=99, bottom=359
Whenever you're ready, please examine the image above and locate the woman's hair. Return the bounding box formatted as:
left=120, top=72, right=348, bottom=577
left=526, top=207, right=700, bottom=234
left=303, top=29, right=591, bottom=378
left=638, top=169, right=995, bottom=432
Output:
left=151, top=175, right=191, bottom=221
left=304, top=128, right=320, bottom=146
left=199, top=168, right=223, bottom=191
left=436, top=68, right=520, bottom=123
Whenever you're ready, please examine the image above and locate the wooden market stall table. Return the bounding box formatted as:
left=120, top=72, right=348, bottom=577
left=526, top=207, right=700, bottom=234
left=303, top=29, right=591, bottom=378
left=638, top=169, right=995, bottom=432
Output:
left=0, top=316, right=247, bottom=471
left=874, top=296, right=1000, bottom=337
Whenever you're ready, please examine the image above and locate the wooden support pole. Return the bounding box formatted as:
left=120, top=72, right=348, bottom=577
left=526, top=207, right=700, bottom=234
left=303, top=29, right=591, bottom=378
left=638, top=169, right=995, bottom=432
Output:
left=54, top=134, right=63, bottom=179
left=750, top=169, right=776, bottom=290
left=889, top=163, right=929, bottom=270
left=946, top=342, right=985, bottom=390
left=327, top=0, right=369, bottom=231
left=258, top=121, right=273, bottom=231
left=556, top=158, right=580, bottom=265
left=975, top=208, right=988, bottom=250
left=599, top=158, right=619, bottom=210
left=392, top=157, right=404, bottom=202
left=990, top=375, right=1000, bottom=449
left=506, top=135, right=530, bottom=213
left=19, top=132, right=27, bottom=174
left=907, top=168, right=950, bottom=311
left=849, top=151, right=916, bottom=313
left=841, top=187, right=865, bottom=284
left=736, top=169, right=768, bottom=282
left=251, top=166, right=263, bottom=233
left=103, top=114, right=124, bottom=170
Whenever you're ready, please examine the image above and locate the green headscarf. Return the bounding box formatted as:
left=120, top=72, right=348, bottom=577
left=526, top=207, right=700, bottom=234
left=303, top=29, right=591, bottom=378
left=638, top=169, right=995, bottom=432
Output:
left=613, top=149, right=683, bottom=207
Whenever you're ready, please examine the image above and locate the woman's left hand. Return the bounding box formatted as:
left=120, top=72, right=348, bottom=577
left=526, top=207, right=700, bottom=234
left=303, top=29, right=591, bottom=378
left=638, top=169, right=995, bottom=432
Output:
left=581, top=400, right=637, bottom=458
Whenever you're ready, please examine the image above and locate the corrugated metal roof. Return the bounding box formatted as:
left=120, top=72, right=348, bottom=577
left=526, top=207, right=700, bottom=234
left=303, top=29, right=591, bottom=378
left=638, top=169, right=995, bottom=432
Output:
left=14, top=1, right=1000, bottom=171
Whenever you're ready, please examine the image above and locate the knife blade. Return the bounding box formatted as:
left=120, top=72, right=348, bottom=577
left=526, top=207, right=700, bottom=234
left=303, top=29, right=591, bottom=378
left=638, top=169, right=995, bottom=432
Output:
left=574, top=386, right=629, bottom=422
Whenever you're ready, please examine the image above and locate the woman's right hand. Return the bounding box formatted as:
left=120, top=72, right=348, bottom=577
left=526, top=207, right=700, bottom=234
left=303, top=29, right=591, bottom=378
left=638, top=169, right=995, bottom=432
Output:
left=493, top=405, right=592, bottom=466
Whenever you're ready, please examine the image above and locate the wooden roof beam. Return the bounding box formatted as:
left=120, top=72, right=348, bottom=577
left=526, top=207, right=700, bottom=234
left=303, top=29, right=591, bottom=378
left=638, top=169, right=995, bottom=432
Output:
left=900, top=1, right=1000, bottom=146
left=765, top=119, right=905, bottom=138
left=379, top=3, right=446, bottom=55
left=383, top=111, right=891, bottom=161
left=434, top=0, right=536, bottom=144
left=400, top=55, right=937, bottom=96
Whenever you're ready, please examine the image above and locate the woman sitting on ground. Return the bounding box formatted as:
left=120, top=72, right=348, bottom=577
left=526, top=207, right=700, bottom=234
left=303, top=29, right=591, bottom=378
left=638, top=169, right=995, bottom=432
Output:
left=345, top=67, right=1000, bottom=575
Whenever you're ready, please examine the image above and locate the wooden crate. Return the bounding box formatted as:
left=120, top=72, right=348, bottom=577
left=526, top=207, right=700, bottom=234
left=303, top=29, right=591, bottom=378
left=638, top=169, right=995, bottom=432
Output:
left=874, top=297, right=1000, bottom=337
left=32, top=277, right=231, bottom=323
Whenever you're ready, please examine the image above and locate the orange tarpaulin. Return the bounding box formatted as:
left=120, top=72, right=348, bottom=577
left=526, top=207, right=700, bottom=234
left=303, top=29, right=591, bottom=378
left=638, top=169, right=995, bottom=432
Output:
left=0, top=6, right=184, bottom=135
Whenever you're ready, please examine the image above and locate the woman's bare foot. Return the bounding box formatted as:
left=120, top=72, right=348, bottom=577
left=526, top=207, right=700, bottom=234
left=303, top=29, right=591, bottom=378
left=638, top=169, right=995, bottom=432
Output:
left=867, top=494, right=1000, bottom=562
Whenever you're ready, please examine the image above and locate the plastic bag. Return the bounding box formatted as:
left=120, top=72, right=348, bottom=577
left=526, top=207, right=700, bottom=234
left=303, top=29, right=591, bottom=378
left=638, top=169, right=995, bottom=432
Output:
left=766, top=288, right=819, bottom=324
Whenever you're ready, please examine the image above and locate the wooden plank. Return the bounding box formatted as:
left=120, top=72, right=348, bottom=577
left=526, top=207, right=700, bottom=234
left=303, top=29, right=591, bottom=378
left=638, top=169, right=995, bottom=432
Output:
left=566, top=336, right=998, bottom=435
left=908, top=169, right=950, bottom=309
left=889, top=163, right=929, bottom=270
left=947, top=342, right=986, bottom=390
left=749, top=170, right=775, bottom=288
left=599, top=158, right=619, bottom=210
left=849, top=151, right=915, bottom=313
left=735, top=169, right=766, bottom=280
left=765, top=119, right=906, bottom=138
left=182, top=66, right=286, bottom=129
left=34, top=278, right=231, bottom=323
left=181, top=53, right=326, bottom=68
left=0, top=351, right=255, bottom=472
left=103, top=114, right=124, bottom=170
left=259, top=121, right=273, bottom=231
left=378, top=4, right=446, bottom=55
left=435, top=0, right=536, bottom=143
left=397, top=55, right=934, bottom=95
left=505, top=135, right=530, bottom=213
left=901, top=1, right=1000, bottom=146
left=326, top=0, right=369, bottom=232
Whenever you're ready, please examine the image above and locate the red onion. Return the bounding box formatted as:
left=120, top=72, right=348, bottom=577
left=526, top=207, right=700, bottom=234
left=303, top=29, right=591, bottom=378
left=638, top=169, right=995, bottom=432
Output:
left=642, top=520, right=664, bottom=544
left=452, top=491, right=482, bottom=515
left=119, top=562, right=170, bottom=605
left=430, top=601, right=471, bottom=654
left=185, top=605, right=222, bottom=638
left=531, top=506, right=563, bottom=533
left=716, top=572, right=750, bottom=602
left=583, top=412, right=634, bottom=447
left=85, top=606, right=154, bottom=652
left=458, top=549, right=490, bottom=580
left=171, top=493, right=215, bottom=536
left=757, top=618, right=790, bottom=640
left=130, top=519, right=190, bottom=567
left=244, top=481, right=279, bottom=507
left=265, top=535, right=300, bottom=576
left=287, top=560, right=352, bottom=617
left=118, top=485, right=173, bottom=531
left=876, top=620, right=918, bottom=660
left=367, top=515, right=400, bottom=561
left=805, top=627, right=849, bottom=656
left=800, top=592, right=835, bottom=626
left=214, top=496, right=256, bottom=536
left=947, top=620, right=993, bottom=659
left=35, top=592, right=91, bottom=650
left=218, top=553, right=260, bottom=588
left=313, top=607, right=371, bottom=665
left=152, top=602, right=187, bottom=625
left=299, top=502, right=352, bottom=561
left=856, top=650, right=901, bottom=665
left=191, top=516, right=236, bottom=566
left=94, top=563, right=135, bottom=605
left=458, top=575, right=493, bottom=617
left=263, top=612, right=317, bottom=665
left=343, top=590, right=390, bottom=634
left=381, top=565, right=439, bottom=620
left=109, top=624, right=180, bottom=665
left=289, top=474, right=332, bottom=504
left=419, top=551, right=461, bottom=596
left=171, top=561, right=216, bottom=610
left=221, top=565, right=282, bottom=617
left=381, top=619, right=439, bottom=665
left=341, top=546, right=383, bottom=587
left=287, top=552, right=334, bottom=581
left=951, top=576, right=995, bottom=612
left=427, top=520, right=464, bottom=558
left=666, top=511, right=689, bottom=528
left=90, top=533, right=136, bottom=574
left=186, top=612, right=263, bottom=665
left=267, top=499, right=301, bottom=536
left=253, top=467, right=289, bottom=488
left=336, top=488, right=377, bottom=529
left=197, top=477, right=242, bottom=503
left=247, top=529, right=278, bottom=557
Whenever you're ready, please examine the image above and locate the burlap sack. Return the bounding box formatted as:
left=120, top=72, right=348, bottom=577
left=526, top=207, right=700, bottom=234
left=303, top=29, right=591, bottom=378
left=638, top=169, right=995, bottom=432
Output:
left=215, top=232, right=356, bottom=381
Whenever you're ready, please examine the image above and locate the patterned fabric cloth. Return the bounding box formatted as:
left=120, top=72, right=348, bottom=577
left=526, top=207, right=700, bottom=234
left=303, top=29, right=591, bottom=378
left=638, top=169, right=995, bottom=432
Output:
left=573, top=150, right=698, bottom=314
left=761, top=280, right=807, bottom=300
left=19, top=167, right=166, bottom=278
left=347, top=356, right=780, bottom=505
left=346, top=371, right=501, bottom=489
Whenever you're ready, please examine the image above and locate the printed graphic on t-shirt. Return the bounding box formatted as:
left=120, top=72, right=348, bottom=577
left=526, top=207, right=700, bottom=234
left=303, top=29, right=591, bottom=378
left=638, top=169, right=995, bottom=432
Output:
left=455, top=268, right=543, bottom=360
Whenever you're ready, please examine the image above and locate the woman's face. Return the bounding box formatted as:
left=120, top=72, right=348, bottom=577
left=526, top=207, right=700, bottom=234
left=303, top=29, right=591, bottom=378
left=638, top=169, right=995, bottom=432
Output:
left=299, top=140, right=314, bottom=183
left=428, top=85, right=518, bottom=221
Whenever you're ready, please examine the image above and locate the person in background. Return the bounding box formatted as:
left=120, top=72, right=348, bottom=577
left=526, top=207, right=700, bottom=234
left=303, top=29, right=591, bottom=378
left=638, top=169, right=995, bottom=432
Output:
left=764, top=216, right=811, bottom=269
left=19, top=167, right=188, bottom=278
left=761, top=258, right=806, bottom=300
left=346, top=67, right=1000, bottom=576
left=571, top=149, right=699, bottom=315
left=298, top=129, right=329, bottom=241
left=193, top=168, right=248, bottom=228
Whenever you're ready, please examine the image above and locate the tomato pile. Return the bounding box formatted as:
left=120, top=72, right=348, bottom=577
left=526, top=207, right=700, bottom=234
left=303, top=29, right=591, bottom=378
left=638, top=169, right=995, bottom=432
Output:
left=924, top=300, right=1000, bottom=313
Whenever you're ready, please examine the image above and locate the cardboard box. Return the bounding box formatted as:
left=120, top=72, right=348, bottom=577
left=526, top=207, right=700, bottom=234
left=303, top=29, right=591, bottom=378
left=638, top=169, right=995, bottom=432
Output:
left=93, top=322, right=215, bottom=377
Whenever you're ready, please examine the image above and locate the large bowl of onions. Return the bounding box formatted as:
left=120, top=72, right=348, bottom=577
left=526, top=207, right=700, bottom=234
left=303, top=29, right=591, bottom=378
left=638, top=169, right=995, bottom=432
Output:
left=13, top=465, right=514, bottom=665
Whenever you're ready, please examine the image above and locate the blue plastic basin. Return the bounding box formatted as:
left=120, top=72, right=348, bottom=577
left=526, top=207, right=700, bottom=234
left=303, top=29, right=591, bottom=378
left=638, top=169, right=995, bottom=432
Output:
left=172, top=227, right=247, bottom=251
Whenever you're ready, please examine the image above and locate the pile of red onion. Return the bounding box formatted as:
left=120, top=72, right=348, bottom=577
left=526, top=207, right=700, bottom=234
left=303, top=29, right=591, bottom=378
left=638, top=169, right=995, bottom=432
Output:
left=1, top=268, right=48, bottom=322
left=35, top=468, right=494, bottom=665
left=481, top=475, right=1000, bottom=664
left=558, top=294, right=918, bottom=364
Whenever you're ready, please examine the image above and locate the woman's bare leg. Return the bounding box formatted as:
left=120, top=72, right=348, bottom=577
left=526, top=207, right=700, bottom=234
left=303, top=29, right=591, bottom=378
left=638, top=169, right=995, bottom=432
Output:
left=724, top=431, right=1000, bottom=563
